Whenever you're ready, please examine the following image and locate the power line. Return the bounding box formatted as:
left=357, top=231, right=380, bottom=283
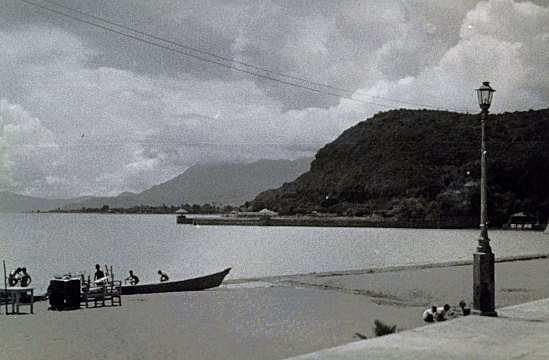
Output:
left=21, top=137, right=549, bottom=148
left=17, top=0, right=464, bottom=112
left=38, top=0, right=447, bottom=111
left=15, top=1, right=336, bottom=99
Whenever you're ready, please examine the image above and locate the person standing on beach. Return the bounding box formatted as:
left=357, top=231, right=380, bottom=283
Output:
left=158, top=270, right=169, bottom=282
left=94, top=264, right=106, bottom=284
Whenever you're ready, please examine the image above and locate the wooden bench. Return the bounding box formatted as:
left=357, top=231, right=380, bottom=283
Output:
left=80, top=265, right=122, bottom=308
left=0, top=287, right=34, bottom=314
left=81, top=279, right=122, bottom=308
left=103, top=280, right=122, bottom=306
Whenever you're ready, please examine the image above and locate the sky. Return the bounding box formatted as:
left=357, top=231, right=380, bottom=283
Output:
left=0, top=0, right=548, bottom=198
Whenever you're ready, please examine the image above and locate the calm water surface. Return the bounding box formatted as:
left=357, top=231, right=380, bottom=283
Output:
left=1, top=213, right=548, bottom=292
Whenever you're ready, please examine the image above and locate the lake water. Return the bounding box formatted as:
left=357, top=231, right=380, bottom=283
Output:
left=1, top=213, right=548, bottom=293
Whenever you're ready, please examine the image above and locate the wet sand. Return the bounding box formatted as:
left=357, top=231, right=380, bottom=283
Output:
left=2, top=256, right=549, bottom=360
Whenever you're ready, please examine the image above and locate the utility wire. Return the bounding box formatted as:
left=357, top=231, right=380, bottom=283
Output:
left=15, top=1, right=340, bottom=101
left=25, top=137, right=548, bottom=147
left=18, top=0, right=464, bottom=112
left=38, top=0, right=446, bottom=111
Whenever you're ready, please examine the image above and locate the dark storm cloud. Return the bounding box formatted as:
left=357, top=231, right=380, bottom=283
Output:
left=5, top=0, right=478, bottom=109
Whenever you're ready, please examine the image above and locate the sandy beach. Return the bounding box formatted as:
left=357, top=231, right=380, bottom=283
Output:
left=2, top=256, right=549, bottom=360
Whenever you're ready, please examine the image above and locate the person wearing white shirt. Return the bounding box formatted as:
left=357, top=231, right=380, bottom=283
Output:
left=423, top=305, right=438, bottom=322
left=436, top=304, right=451, bottom=321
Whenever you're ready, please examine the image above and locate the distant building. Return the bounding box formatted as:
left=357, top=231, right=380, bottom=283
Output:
left=506, top=212, right=536, bottom=230
left=258, top=208, right=278, bottom=217
left=175, top=208, right=188, bottom=223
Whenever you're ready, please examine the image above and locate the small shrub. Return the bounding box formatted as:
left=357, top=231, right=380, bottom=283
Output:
left=374, top=319, right=397, bottom=337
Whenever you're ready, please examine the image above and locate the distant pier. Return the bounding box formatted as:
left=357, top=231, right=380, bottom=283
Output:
left=176, top=215, right=479, bottom=229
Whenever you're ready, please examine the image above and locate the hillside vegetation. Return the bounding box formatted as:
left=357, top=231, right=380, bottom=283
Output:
left=252, top=108, right=549, bottom=227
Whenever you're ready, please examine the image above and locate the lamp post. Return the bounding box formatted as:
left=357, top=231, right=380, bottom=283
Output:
left=473, top=81, right=497, bottom=316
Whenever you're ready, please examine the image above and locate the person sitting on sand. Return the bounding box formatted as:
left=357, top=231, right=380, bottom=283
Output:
left=94, top=264, right=107, bottom=284
left=423, top=305, right=438, bottom=323
left=8, top=268, right=22, bottom=287
left=459, top=300, right=471, bottom=316
left=20, top=267, right=32, bottom=287
left=436, top=304, right=451, bottom=321
left=158, top=270, right=169, bottom=282
left=125, top=270, right=140, bottom=285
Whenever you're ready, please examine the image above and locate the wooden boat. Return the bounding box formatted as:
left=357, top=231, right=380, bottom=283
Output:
left=121, top=268, right=231, bottom=295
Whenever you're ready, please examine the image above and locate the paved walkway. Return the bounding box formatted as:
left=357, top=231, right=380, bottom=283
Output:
left=288, top=298, right=549, bottom=359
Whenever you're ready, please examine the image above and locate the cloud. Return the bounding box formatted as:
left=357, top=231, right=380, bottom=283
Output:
left=0, top=0, right=547, bottom=198
left=351, top=0, right=549, bottom=113
left=222, top=1, right=478, bottom=109
left=0, top=24, right=347, bottom=197
left=0, top=126, right=11, bottom=190
left=0, top=99, right=61, bottom=195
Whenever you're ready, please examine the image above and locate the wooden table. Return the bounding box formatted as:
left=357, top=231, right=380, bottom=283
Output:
left=1, top=287, right=34, bottom=314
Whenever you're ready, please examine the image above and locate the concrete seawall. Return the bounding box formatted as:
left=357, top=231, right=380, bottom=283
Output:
left=177, top=216, right=478, bottom=229
left=287, top=297, right=549, bottom=359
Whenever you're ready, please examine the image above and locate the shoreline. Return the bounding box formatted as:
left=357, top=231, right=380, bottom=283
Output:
left=28, top=253, right=549, bottom=303
left=3, top=255, right=549, bottom=359
left=178, top=214, right=548, bottom=231
left=9, top=212, right=548, bottom=231
left=225, top=252, right=549, bottom=285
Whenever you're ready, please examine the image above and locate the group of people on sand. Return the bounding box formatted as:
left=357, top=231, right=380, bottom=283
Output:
left=8, top=267, right=32, bottom=287
left=423, top=301, right=471, bottom=322
left=92, top=264, right=170, bottom=286
left=8, top=264, right=169, bottom=290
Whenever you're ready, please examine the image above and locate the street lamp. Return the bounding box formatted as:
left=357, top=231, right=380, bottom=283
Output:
left=473, top=81, right=497, bottom=316
left=477, top=81, right=495, bottom=253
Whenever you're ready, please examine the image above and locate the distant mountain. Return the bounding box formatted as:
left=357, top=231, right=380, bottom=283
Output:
left=61, top=158, right=312, bottom=210
left=0, top=192, right=71, bottom=213
left=252, top=109, right=549, bottom=227
left=136, top=158, right=313, bottom=206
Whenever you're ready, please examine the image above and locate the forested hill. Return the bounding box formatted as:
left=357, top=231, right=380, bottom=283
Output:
left=252, top=108, right=549, bottom=227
